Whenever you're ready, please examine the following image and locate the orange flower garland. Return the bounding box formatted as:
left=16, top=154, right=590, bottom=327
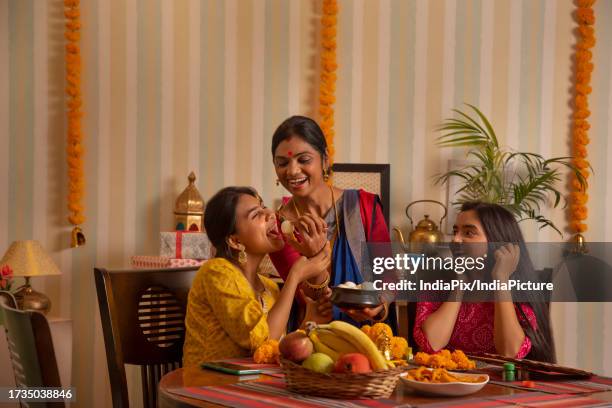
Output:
left=570, top=0, right=596, bottom=234
left=319, top=0, right=338, bottom=166
left=64, top=0, right=86, bottom=232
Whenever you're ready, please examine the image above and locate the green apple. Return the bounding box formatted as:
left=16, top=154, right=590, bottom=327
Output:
left=302, top=352, right=334, bottom=373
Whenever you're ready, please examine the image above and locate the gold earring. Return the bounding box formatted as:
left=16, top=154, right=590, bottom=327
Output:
left=323, top=168, right=330, bottom=182
left=238, top=244, right=247, bottom=265
left=276, top=179, right=280, bottom=186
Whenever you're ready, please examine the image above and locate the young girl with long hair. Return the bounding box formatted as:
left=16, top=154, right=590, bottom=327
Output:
left=414, top=202, right=556, bottom=362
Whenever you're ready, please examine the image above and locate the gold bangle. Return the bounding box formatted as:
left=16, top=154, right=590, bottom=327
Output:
left=371, top=302, right=389, bottom=323
left=305, top=274, right=330, bottom=290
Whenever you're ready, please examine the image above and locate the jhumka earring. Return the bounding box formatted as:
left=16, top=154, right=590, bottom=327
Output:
left=323, top=168, right=330, bottom=182
left=238, top=244, right=247, bottom=265
left=276, top=179, right=280, bottom=186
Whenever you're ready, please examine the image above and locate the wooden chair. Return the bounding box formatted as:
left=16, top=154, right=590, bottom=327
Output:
left=331, top=163, right=391, bottom=225
left=0, top=291, right=64, bottom=408
left=94, top=266, right=199, bottom=408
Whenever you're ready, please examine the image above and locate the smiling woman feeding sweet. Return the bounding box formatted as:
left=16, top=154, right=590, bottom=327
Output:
left=268, top=116, right=395, bottom=329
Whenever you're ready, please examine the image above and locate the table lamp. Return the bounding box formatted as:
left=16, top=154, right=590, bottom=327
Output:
left=0, top=240, right=61, bottom=314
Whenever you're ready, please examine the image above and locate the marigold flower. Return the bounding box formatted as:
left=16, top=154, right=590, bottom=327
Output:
left=322, top=15, right=337, bottom=27
left=576, top=71, right=591, bottom=83
left=576, top=8, right=595, bottom=25
left=390, top=336, right=408, bottom=359
left=574, top=109, right=590, bottom=119
left=368, top=323, right=393, bottom=342
left=323, top=2, right=338, bottom=15
left=65, top=21, right=82, bottom=31
left=570, top=221, right=588, bottom=233
left=573, top=158, right=589, bottom=169
left=253, top=339, right=280, bottom=364
left=65, top=43, right=79, bottom=53
left=69, top=214, right=85, bottom=225
left=578, top=26, right=594, bottom=38
left=322, top=27, right=337, bottom=38
left=573, top=145, right=587, bottom=158
left=322, top=38, right=337, bottom=50
left=64, top=9, right=80, bottom=19
left=570, top=192, right=589, bottom=205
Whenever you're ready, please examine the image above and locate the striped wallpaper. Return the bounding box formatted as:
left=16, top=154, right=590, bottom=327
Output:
left=1, top=0, right=612, bottom=406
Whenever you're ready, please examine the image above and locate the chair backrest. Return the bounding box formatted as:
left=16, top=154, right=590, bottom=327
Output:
left=0, top=292, right=64, bottom=408
left=94, top=266, right=199, bottom=408
left=0, top=291, right=16, bottom=325
left=331, top=163, right=391, bottom=225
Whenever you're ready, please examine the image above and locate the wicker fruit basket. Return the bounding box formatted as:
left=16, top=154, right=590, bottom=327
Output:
left=280, top=359, right=407, bottom=399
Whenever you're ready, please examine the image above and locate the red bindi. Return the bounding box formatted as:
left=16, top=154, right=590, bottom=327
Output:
left=287, top=151, right=293, bottom=157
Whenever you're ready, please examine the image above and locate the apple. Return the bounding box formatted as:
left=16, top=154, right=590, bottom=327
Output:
left=302, top=353, right=334, bottom=373
left=279, top=331, right=313, bottom=362
left=333, top=353, right=372, bottom=374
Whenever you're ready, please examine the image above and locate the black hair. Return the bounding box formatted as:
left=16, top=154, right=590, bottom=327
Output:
left=460, top=202, right=556, bottom=363
left=204, top=186, right=259, bottom=261
left=271, top=115, right=328, bottom=160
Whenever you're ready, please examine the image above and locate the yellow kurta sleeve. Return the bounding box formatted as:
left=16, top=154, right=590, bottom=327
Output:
left=201, top=259, right=270, bottom=351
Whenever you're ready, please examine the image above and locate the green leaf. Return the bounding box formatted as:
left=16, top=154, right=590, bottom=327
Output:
left=434, top=104, right=578, bottom=236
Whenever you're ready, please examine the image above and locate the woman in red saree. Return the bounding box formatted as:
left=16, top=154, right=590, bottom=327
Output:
left=268, top=116, right=394, bottom=328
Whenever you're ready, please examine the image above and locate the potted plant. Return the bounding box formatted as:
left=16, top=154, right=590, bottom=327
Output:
left=435, top=104, right=586, bottom=236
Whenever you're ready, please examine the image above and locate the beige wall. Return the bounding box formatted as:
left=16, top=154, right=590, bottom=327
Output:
left=2, top=0, right=612, bottom=406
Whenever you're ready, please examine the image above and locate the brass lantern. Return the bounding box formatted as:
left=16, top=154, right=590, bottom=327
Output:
left=174, top=172, right=205, bottom=231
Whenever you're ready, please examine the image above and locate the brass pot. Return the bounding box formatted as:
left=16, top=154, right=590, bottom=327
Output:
left=393, top=200, right=447, bottom=252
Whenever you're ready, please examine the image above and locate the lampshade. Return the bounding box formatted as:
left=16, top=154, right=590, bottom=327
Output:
left=0, top=240, right=61, bottom=277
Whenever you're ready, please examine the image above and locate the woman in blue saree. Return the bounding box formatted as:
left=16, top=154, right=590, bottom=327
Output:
left=268, top=116, right=395, bottom=329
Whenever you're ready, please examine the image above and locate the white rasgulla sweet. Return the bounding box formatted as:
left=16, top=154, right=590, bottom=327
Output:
left=281, top=220, right=294, bottom=235
left=360, top=281, right=375, bottom=290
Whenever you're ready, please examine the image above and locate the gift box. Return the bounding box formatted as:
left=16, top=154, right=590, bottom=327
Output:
left=160, top=231, right=211, bottom=259
left=131, top=255, right=206, bottom=269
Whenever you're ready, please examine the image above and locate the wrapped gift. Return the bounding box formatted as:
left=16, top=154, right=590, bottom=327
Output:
left=131, top=255, right=170, bottom=269
left=160, top=231, right=211, bottom=259
left=168, top=258, right=206, bottom=268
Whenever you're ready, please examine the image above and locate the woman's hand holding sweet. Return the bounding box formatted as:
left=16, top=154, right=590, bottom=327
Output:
left=492, top=244, right=520, bottom=282
left=283, top=213, right=329, bottom=258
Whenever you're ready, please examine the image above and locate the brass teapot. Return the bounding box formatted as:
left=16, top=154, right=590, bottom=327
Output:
left=393, top=200, right=447, bottom=252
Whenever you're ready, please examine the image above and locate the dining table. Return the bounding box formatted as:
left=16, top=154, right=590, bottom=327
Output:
left=158, top=364, right=612, bottom=408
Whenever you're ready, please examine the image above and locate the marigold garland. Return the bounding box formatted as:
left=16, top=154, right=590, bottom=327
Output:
left=64, top=0, right=86, bottom=230
left=319, top=0, right=338, bottom=167
left=569, top=0, right=596, bottom=235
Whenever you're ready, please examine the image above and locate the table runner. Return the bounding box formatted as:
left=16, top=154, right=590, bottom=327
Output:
left=168, top=379, right=611, bottom=408
left=422, top=392, right=609, bottom=407
left=480, top=366, right=612, bottom=395
left=168, top=378, right=402, bottom=408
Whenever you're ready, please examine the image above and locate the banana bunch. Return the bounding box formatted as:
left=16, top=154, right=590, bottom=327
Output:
left=306, top=321, right=391, bottom=370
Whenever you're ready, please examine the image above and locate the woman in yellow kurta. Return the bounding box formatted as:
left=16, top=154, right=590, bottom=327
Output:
left=183, top=186, right=331, bottom=367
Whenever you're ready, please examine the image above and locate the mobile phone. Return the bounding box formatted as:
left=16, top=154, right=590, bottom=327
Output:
left=201, top=361, right=263, bottom=375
